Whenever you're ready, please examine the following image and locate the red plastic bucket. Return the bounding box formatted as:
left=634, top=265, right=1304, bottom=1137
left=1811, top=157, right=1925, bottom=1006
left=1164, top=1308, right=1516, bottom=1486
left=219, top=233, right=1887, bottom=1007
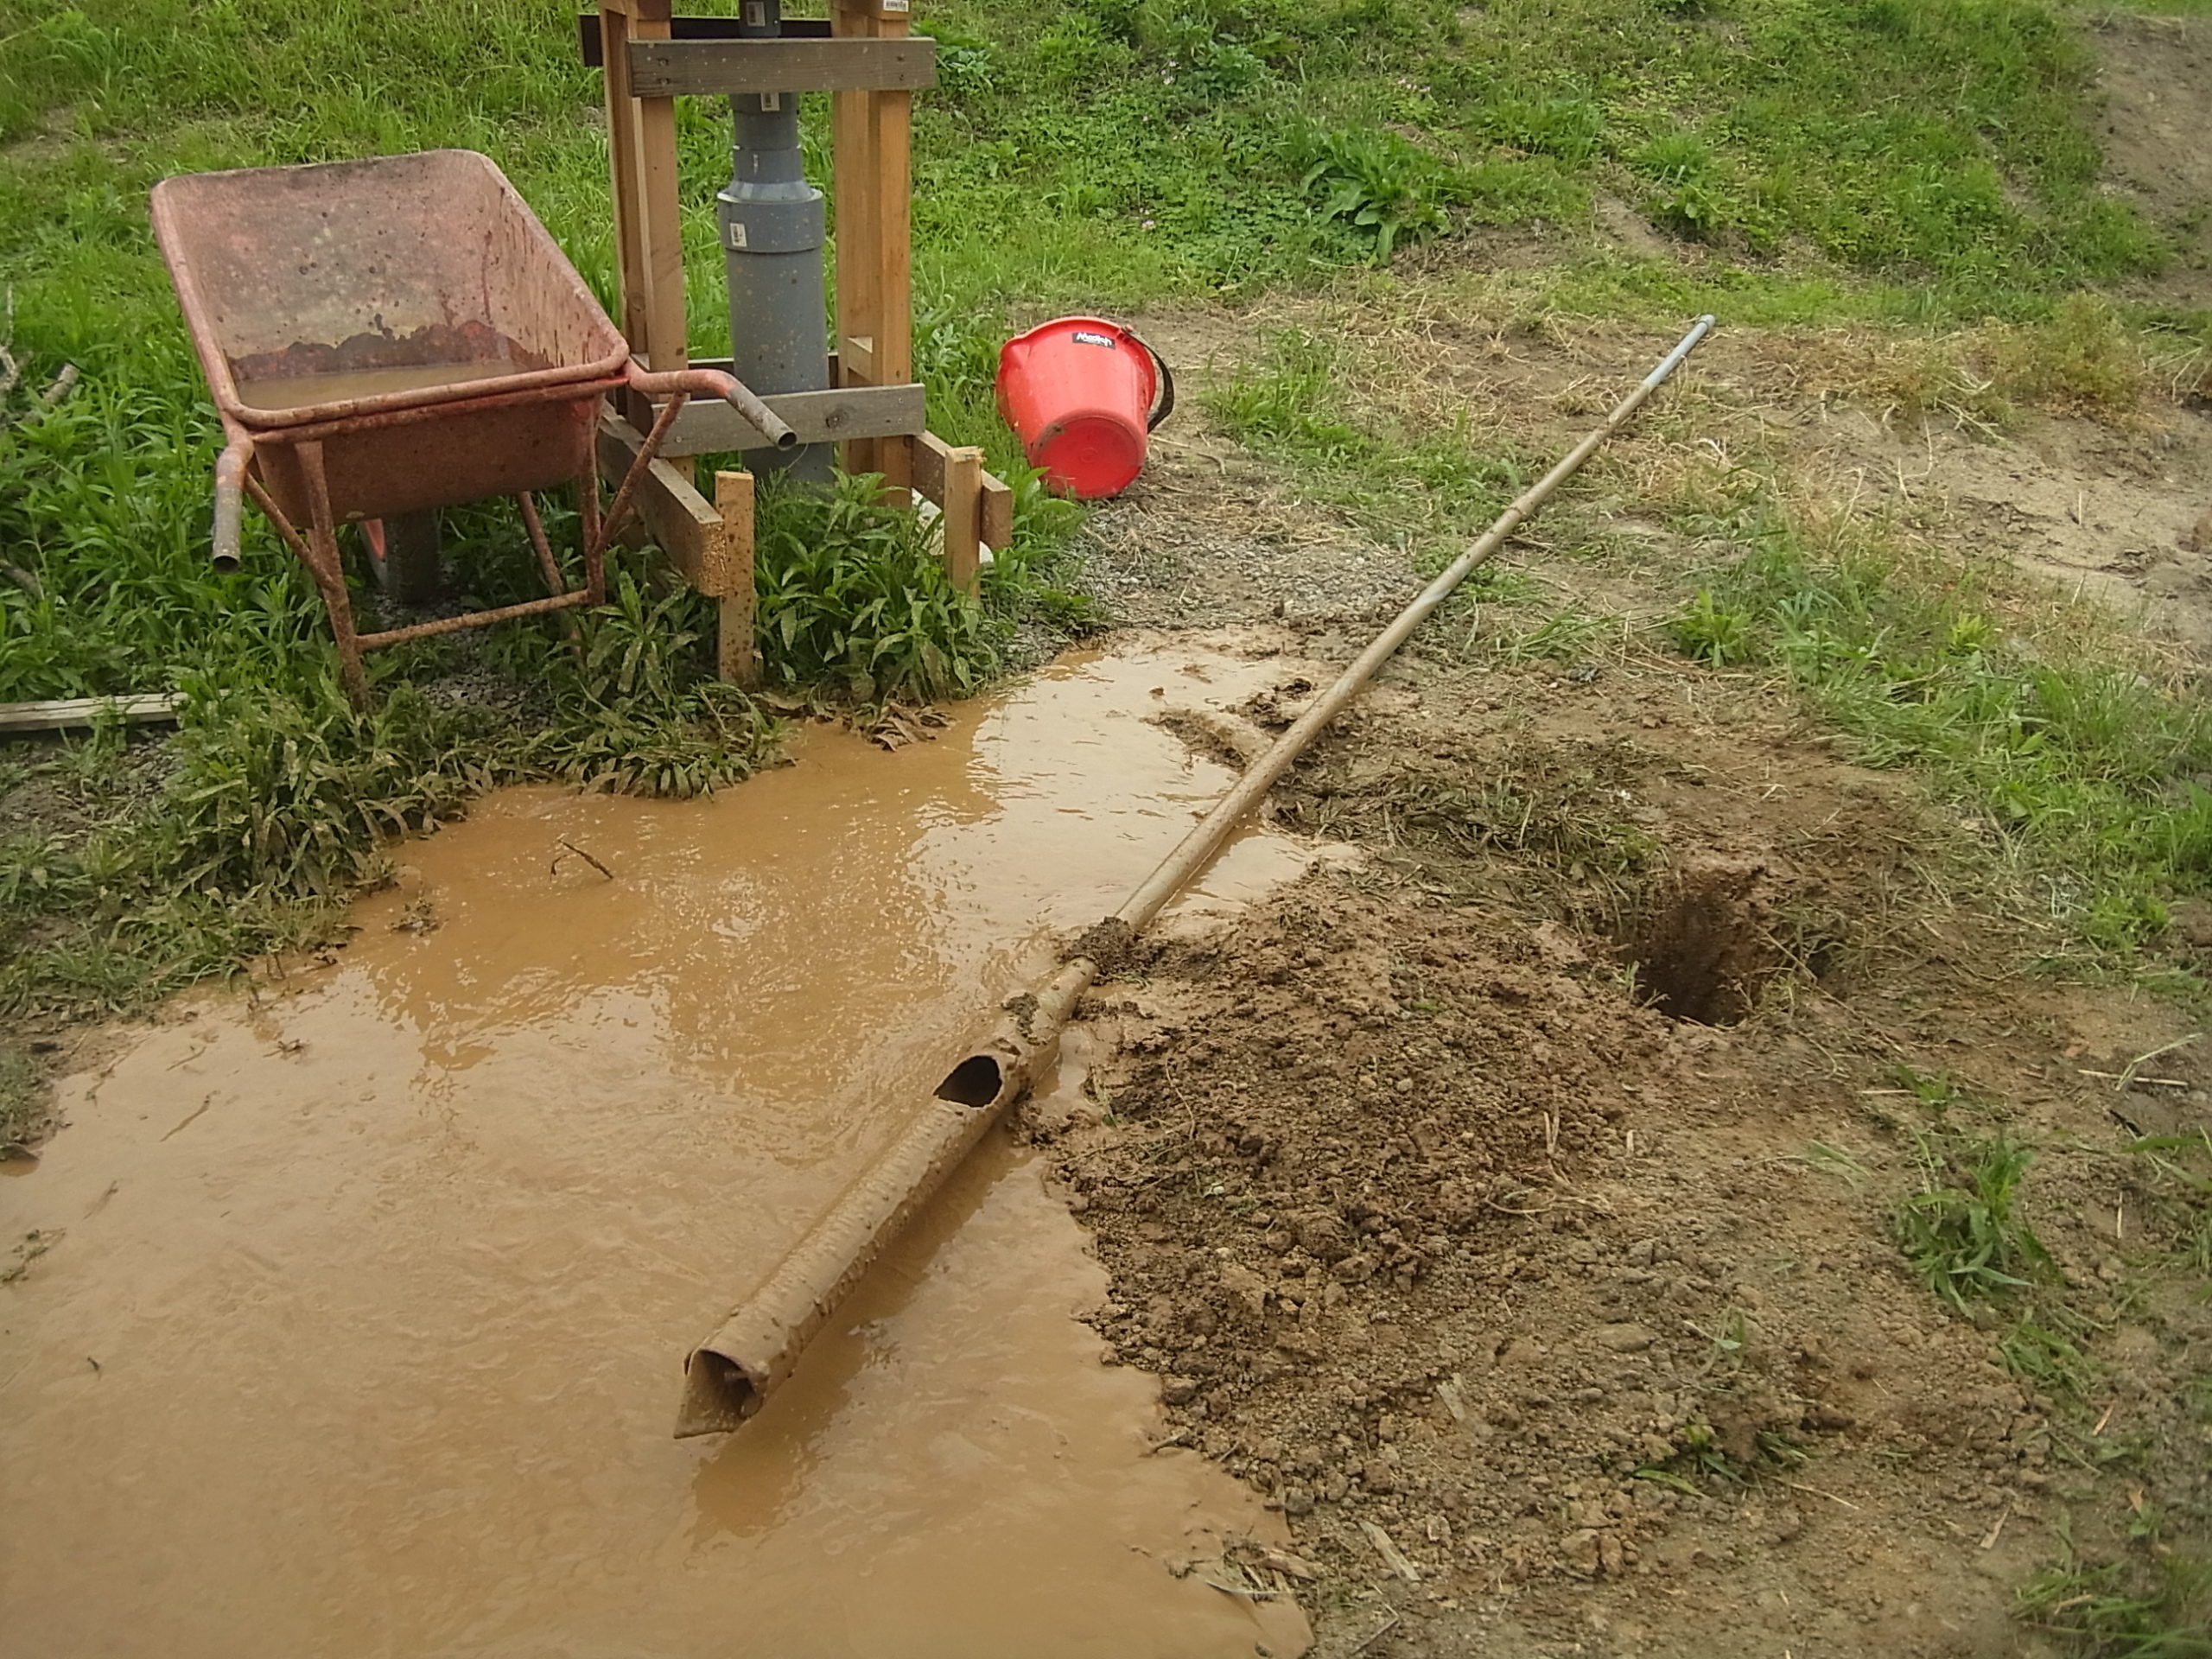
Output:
left=995, top=317, right=1174, bottom=499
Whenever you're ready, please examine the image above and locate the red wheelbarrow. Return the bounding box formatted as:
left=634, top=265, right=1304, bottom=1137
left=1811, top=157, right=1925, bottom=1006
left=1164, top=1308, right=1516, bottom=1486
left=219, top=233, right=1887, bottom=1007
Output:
left=152, top=149, right=794, bottom=706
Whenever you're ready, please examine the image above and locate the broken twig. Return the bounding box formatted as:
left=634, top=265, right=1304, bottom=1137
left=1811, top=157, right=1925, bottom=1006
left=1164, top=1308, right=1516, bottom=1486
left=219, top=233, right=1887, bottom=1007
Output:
left=551, top=839, right=614, bottom=881
left=1358, top=1519, right=1422, bottom=1583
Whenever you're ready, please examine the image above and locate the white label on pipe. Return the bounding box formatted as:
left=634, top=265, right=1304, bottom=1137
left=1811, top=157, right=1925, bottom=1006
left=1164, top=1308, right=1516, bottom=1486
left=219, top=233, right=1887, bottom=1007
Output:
left=726, top=223, right=749, bottom=250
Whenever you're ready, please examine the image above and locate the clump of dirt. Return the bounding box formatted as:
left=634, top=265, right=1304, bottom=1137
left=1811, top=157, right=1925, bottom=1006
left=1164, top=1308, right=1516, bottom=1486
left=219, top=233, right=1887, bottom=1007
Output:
left=1067, top=915, right=1142, bottom=975
left=1029, top=655, right=2212, bottom=1657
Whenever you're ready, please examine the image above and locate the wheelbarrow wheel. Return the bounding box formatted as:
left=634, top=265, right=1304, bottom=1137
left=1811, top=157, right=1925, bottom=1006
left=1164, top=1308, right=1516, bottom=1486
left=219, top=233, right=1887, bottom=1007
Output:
left=371, top=511, right=444, bottom=607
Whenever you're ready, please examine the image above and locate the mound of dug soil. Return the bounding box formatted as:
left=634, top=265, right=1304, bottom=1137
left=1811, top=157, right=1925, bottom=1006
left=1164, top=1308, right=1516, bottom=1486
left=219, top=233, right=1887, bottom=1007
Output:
left=1027, top=654, right=2212, bottom=1658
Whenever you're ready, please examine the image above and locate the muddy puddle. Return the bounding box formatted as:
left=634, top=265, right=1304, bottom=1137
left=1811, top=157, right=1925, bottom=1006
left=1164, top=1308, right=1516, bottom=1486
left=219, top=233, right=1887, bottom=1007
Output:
left=0, top=634, right=1328, bottom=1658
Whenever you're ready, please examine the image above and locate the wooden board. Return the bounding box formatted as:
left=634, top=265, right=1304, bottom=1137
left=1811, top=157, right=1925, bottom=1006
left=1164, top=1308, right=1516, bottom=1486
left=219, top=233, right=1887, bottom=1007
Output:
left=626, top=36, right=935, bottom=96
left=830, top=3, right=882, bottom=480
left=598, top=3, right=651, bottom=356
left=0, top=693, right=182, bottom=734
left=597, top=412, right=739, bottom=596
left=911, top=432, right=1015, bottom=550
left=662, top=382, right=925, bottom=456
left=910, top=430, right=1012, bottom=565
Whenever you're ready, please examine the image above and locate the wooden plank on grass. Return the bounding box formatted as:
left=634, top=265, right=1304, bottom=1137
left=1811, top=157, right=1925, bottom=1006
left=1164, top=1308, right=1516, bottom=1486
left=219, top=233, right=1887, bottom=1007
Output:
left=0, top=694, right=183, bottom=734
left=626, top=37, right=935, bottom=97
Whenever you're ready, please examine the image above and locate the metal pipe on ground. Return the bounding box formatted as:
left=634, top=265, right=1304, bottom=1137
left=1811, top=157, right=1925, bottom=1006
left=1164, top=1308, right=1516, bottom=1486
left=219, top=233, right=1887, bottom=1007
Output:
left=673, top=314, right=1718, bottom=1439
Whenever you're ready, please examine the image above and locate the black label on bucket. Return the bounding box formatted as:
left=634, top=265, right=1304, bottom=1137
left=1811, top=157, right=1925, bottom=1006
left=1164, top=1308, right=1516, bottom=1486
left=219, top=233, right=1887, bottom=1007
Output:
left=1071, top=330, right=1116, bottom=347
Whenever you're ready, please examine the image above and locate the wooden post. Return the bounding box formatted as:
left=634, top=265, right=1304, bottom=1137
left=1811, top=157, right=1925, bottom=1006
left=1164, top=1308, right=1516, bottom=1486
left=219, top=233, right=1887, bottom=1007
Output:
left=601, top=0, right=685, bottom=432
left=830, top=1, right=882, bottom=480
left=941, top=444, right=982, bottom=595
left=600, top=2, right=650, bottom=354
left=830, top=0, right=912, bottom=495
left=715, top=469, right=760, bottom=687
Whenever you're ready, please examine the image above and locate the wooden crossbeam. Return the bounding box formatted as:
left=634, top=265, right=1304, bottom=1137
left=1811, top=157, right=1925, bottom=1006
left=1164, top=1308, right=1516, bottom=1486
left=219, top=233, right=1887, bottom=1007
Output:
left=626, top=36, right=935, bottom=96
left=661, top=380, right=926, bottom=457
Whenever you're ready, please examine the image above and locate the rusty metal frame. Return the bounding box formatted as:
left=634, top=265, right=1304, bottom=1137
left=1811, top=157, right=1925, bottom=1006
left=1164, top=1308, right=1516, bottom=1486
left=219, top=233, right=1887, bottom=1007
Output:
left=226, top=368, right=721, bottom=708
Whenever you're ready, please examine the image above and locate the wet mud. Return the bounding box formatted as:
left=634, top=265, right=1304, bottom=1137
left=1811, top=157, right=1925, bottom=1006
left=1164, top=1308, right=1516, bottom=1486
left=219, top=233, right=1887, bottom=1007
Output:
left=0, top=634, right=1330, bottom=1658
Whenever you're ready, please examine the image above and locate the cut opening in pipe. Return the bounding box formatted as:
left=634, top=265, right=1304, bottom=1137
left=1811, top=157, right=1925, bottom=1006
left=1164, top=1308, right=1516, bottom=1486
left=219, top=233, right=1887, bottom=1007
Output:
left=935, top=1054, right=1005, bottom=1107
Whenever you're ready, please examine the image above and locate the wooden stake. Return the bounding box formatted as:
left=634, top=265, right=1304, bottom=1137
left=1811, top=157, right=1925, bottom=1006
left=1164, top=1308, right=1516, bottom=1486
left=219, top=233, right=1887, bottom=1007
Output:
left=942, top=443, right=982, bottom=595
left=636, top=34, right=685, bottom=369
left=715, top=469, right=760, bottom=687
left=868, top=6, right=912, bottom=496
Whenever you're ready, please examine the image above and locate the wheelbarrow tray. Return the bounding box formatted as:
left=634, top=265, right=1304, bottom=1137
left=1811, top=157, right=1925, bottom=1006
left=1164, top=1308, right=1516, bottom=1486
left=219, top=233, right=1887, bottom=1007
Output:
left=151, top=149, right=626, bottom=525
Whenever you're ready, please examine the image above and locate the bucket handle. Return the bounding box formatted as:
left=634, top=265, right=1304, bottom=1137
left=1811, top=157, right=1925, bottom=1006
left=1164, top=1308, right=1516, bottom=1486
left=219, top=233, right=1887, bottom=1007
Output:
left=1124, top=327, right=1175, bottom=432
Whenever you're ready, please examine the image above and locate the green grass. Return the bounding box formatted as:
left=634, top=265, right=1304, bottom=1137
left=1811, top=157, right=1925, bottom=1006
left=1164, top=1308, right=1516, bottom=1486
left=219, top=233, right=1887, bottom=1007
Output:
left=2018, top=1552, right=2212, bottom=1658
left=1893, top=1129, right=2056, bottom=1310
left=1205, top=327, right=1531, bottom=558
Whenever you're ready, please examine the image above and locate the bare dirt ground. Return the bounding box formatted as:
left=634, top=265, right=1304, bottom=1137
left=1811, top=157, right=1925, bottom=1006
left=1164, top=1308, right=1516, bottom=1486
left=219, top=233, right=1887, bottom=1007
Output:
left=2093, top=9, right=2212, bottom=314
left=1040, top=20, right=2212, bottom=1653
left=1030, top=636, right=2212, bottom=1656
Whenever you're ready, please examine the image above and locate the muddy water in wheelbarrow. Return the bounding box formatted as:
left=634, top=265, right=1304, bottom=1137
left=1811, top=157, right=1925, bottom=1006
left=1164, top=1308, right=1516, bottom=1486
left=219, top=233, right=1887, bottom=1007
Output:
left=0, top=637, right=1325, bottom=1657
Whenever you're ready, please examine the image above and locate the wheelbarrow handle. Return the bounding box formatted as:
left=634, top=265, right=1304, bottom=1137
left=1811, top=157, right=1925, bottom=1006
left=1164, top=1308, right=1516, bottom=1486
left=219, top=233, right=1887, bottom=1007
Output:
left=211, top=435, right=252, bottom=572
left=626, top=364, right=798, bottom=450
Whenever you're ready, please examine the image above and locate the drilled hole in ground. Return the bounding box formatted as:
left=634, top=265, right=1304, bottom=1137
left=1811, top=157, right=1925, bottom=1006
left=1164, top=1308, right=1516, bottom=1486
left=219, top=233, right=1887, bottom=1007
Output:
left=1625, top=864, right=1782, bottom=1027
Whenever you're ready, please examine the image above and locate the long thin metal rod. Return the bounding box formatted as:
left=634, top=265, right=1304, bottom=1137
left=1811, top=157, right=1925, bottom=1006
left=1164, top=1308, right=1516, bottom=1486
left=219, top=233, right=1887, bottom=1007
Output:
left=673, top=315, right=1715, bottom=1438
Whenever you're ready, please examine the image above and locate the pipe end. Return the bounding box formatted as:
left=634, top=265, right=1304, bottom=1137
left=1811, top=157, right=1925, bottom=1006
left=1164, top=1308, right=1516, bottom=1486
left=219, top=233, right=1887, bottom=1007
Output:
left=211, top=552, right=241, bottom=575
left=771, top=428, right=799, bottom=451
left=674, top=1348, right=765, bottom=1440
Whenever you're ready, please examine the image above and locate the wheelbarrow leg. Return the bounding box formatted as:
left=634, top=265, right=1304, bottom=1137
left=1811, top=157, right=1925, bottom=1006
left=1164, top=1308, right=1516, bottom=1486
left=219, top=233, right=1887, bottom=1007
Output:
left=519, top=489, right=590, bottom=661
left=590, top=391, right=690, bottom=564
left=296, top=441, right=373, bottom=709
left=577, top=464, right=606, bottom=607
left=517, top=492, right=565, bottom=595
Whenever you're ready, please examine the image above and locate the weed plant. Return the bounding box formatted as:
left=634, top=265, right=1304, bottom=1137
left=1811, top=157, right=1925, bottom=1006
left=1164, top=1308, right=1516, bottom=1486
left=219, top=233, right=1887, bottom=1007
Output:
left=754, top=470, right=1046, bottom=702
left=1893, top=1129, right=2056, bottom=1311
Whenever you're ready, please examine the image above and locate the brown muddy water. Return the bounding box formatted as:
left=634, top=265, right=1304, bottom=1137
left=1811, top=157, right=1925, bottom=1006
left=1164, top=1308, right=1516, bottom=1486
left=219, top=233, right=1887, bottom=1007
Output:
left=237, top=358, right=524, bottom=411
left=0, top=635, right=1330, bottom=1658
